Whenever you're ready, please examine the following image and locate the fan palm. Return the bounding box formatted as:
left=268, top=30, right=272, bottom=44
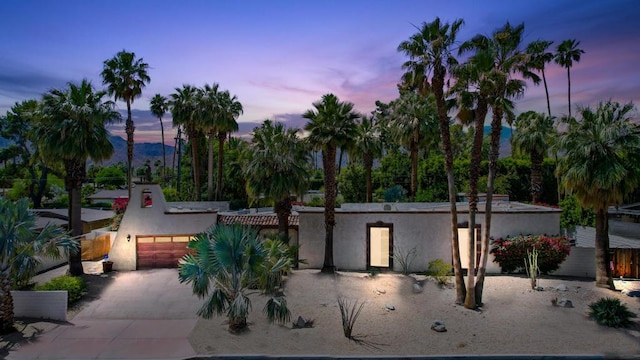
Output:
left=150, top=94, right=168, bottom=184
left=38, top=79, right=121, bottom=276
left=101, top=50, right=150, bottom=199
left=526, top=40, right=554, bottom=117
left=351, top=115, right=383, bottom=203
left=170, top=85, right=202, bottom=200
left=303, top=93, right=359, bottom=273
left=0, top=198, right=79, bottom=334
left=245, top=120, right=308, bottom=238
left=513, top=111, right=556, bottom=203
left=558, top=101, right=640, bottom=287
left=178, top=224, right=290, bottom=332
left=398, top=17, right=466, bottom=303
left=554, top=39, right=584, bottom=120
left=199, top=83, right=222, bottom=201
left=214, top=90, right=242, bottom=201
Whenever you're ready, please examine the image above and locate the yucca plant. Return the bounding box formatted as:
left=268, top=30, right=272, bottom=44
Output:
left=588, top=297, right=635, bottom=328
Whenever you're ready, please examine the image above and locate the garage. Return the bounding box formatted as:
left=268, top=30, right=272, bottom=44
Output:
left=136, top=235, right=193, bottom=269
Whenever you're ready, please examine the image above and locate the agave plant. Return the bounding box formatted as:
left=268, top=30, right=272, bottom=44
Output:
left=178, top=223, right=290, bottom=332
left=588, top=297, right=635, bottom=328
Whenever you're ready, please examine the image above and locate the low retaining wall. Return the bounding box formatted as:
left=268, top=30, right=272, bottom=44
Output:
left=11, top=290, right=68, bottom=321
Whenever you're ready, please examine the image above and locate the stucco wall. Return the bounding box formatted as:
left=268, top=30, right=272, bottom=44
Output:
left=554, top=247, right=595, bottom=278
left=298, top=203, right=561, bottom=273
left=109, top=183, right=220, bottom=270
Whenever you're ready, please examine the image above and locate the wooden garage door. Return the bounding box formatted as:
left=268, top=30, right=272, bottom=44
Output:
left=136, top=235, right=192, bottom=269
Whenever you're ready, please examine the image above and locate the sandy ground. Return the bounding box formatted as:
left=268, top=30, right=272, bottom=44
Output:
left=188, top=270, right=640, bottom=357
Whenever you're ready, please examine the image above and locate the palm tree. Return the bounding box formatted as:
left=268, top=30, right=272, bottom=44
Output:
left=150, top=94, right=168, bottom=184
left=558, top=101, right=640, bottom=287
left=215, top=90, right=242, bottom=201
left=388, top=91, right=439, bottom=201
left=352, top=115, right=383, bottom=203
left=101, top=50, right=150, bottom=199
left=245, top=120, right=309, bottom=238
left=0, top=198, right=79, bottom=334
left=398, top=17, right=466, bottom=304
left=554, top=39, right=585, bottom=120
left=199, top=83, right=222, bottom=201
left=459, top=22, right=528, bottom=308
left=38, top=79, right=121, bottom=276
left=513, top=111, right=556, bottom=204
left=303, top=93, right=359, bottom=273
left=170, top=85, right=202, bottom=200
left=526, top=40, right=554, bottom=117
left=178, top=224, right=291, bottom=332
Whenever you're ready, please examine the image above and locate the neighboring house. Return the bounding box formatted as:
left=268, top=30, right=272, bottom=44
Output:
left=87, top=189, right=128, bottom=205
left=217, top=212, right=299, bottom=247
left=33, top=208, right=115, bottom=233
left=610, top=202, right=640, bottom=224
left=297, top=202, right=561, bottom=273
left=109, top=182, right=228, bottom=270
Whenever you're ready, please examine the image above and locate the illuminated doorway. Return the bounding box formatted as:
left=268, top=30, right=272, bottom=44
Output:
left=367, top=222, right=393, bottom=269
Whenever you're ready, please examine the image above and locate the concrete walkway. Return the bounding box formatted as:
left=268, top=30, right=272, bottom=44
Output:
left=6, top=264, right=201, bottom=359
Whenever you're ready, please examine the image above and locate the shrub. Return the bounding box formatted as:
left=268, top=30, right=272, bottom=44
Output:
left=35, top=275, right=86, bottom=304
left=383, top=185, right=407, bottom=202
left=589, top=297, right=635, bottom=328
left=490, top=234, right=570, bottom=274
left=426, top=259, right=453, bottom=286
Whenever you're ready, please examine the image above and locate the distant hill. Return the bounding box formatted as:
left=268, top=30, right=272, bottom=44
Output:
left=103, top=135, right=175, bottom=168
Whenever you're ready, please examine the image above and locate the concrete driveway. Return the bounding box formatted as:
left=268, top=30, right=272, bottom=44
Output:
left=7, top=265, right=203, bottom=359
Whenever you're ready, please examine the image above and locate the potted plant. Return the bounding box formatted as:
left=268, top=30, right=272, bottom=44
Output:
left=102, top=254, right=113, bottom=273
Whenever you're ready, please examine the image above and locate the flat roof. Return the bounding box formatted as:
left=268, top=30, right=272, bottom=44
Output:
left=298, top=201, right=561, bottom=214
left=33, top=208, right=115, bottom=222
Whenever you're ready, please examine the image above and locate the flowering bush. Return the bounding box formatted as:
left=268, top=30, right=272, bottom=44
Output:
left=112, top=197, right=129, bottom=213
left=490, top=234, right=571, bottom=274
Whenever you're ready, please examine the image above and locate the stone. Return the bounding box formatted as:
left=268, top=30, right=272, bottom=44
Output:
left=294, top=316, right=306, bottom=328
left=431, top=320, right=447, bottom=332
left=384, top=304, right=395, bottom=311
left=554, top=284, right=568, bottom=291
left=557, top=298, right=573, bottom=308
left=413, top=283, right=423, bottom=293
left=375, top=288, right=386, bottom=295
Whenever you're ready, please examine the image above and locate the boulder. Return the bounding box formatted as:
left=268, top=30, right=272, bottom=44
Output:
left=431, top=320, right=447, bottom=332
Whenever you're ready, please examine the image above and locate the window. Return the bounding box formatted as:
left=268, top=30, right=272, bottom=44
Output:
left=367, top=222, right=393, bottom=269
left=142, top=189, right=153, bottom=208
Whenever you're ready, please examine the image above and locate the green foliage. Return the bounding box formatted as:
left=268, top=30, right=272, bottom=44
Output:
left=81, top=184, right=97, bottom=205
left=383, top=185, right=407, bottom=202
left=309, top=170, right=324, bottom=190
left=426, top=259, right=453, bottom=286
left=306, top=196, right=324, bottom=207
left=373, top=149, right=410, bottom=193
left=559, top=194, right=595, bottom=228
left=338, top=163, right=366, bottom=203
left=491, top=235, right=571, bottom=274
left=95, top=166, right=126, bottom=189
left=524, top=248, right=539, bottom=290
left=588, top=297, right=635, bottom=328
left=35, top=275, right=86, bottom=304
left=162, top=187, right=180, bottom=202
left=263, top=297, right=291, bottom=325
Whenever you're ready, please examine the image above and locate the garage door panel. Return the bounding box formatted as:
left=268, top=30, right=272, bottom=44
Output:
left=136, top=235, right=190, bottom=269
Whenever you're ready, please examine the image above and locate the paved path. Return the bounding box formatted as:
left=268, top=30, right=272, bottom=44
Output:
left=6, top=264, right=201, bottom=359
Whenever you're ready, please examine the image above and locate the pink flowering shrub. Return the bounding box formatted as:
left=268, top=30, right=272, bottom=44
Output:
left=112, top=198, right=129, bottom=214
left=490, top=235, right=571, bottom=274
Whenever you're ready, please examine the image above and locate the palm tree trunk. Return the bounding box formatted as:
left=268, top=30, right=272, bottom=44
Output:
left=364, top=153, right=373, bottom=203
left=160, top=116, right=166, bottom=185
left=595, top=207, right=611, bottom=288
left=410, top=137, right=418, bottom=202
left=322, top=146, right=337, bottom=273
left=542, top=68, right=551, bottom=117
left=275, top=196, right=292, bottom=239
left=68, top=182, right=84, bottom=276
left=475, top=108, right=502, bottom=305
left=0, top=272, right=15, bottom=334
left=567, top=68, right=572, bottom=120
left=433, top=66, right=464, bottom=304
left=126, top=100, right=134, bottom=200
left=207, top=133, right=214, bottom=201
left=531, top=151, right=543, bottom=203
left=188, top=127, right=201, bottom=201
left=336, top=147, right=344, bottom=194
left=216, top=132, right=226, bottom=201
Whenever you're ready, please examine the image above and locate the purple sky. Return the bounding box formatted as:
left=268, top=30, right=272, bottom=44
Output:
left=1, top=0, right=639, bottom=144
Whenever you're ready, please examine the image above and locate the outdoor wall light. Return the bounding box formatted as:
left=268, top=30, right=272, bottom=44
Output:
left=127, top=234, right=131, bottom=242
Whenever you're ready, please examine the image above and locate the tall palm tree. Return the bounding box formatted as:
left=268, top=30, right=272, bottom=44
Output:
left=178, top=224, right=290, bottom=333
left=38, top=79, right=121, bottom=276
left=245, top=120, right=309, bottom=238
left=459, top=22, right=528, bottom=308
left=101, top=50, right=150, bottom=199
left=199, top=83, right=222, bottom=201
left=398, top=17, right=466, bottom=304
left=554, top=39, right=585, bottom=120
left=526, top=40, right=554, bottom=117
left=513, top=111, right=556, bottom=203
left=0, top=198, right=78, bottom=334
left=388, top=91, right=439, bottom=201
left=215, top=90, right=242, bottom=201
left=170, top=85, right=202, bottom=200
left=303, top=93, right=359, bottom=273
left=558, top=101, right=640, bottom=287
left=351, top=115, right=383, bottom=203
left=150, top=94, right=168, bottom=184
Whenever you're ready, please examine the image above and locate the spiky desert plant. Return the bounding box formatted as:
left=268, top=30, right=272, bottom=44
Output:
left=524, top=248, right=539, bottom=290
left=337, top=297, right=365, bottom=339
left=393, top=245, right=417, bottom=275
left=588, top=297, right=635, bottom=328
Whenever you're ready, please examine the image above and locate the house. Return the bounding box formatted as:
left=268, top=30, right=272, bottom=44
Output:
left=87, top=189, right=128, bottom=205
left=297, top=201, right=561, bottom=273
left=108, top=182, right=228, bottom=270
left=217, top=212, right=299, bottom=247
left=33, top=207, right=115, bottom=233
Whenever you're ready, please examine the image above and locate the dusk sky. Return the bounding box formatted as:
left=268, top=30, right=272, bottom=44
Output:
left=1, top=0, right=639, bottom=144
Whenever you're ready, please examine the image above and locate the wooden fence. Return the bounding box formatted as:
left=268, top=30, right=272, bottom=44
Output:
left=81, top=233, right=111, bottom=261
left=612, top=248, right=640, bottom=278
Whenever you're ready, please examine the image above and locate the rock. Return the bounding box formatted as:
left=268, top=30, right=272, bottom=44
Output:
left=294, top=316, right=306, bottom=328
left=375, top=288, right=386, bottom=295
left=413, top=283, right=423, bottom=293
left=384, top=304, right=395, bottom=311
left=431, top=320, right=447, bottom=332
left=622, top=289, right=640, bottom=297
left=554, top=284, right=568, bottom=292
left=557, top=298, right=574, bottom=308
